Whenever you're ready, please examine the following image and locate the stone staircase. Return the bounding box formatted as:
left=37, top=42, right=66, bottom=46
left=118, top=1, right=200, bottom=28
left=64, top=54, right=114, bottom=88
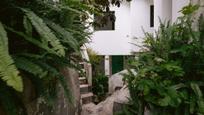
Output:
left=79, top=76, right=93, bottom=104
left=79, top=45, right=93, bottom=105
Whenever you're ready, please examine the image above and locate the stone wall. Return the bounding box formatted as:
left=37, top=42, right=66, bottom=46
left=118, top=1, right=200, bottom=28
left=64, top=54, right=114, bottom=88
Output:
left=27, top=68, right=81, bottom=115
left=0, top=68, right=81, bottom=115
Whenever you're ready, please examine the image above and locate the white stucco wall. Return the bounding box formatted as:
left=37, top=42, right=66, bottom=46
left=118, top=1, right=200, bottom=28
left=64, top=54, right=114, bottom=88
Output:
left=88, top=1, right=131, bottom=55
left=88, top=0, right=154, bottom=55
left=154, top=0, right=172, bottom=30
left=154, top=0, right=189, bottom=29
left=87, top=0, right=190, bottom=55
left=130, top=0, right=153, bottom=52
left=172, top=0, right=190, bottom=22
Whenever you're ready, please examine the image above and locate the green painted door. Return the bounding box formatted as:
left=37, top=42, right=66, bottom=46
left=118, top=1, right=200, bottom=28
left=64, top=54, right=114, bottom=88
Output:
left=112, top=56, right=124, bottom=74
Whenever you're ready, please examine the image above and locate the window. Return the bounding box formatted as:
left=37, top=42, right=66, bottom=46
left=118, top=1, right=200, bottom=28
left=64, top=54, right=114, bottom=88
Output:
left=150, top=5, right=154, bottom=27
left=94, top=11, right=115, bottom=31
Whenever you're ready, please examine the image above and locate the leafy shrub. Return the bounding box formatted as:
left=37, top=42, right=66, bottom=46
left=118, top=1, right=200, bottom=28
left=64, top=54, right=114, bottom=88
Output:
left=124, top=5, right=204, bottom=115
left=87, top=48, right=104, bottom=76
left=87, top=48, right=103, bottom=67
left=87, top=48, right=108, bottom=103
left=92, top=73, right=108, bottom=103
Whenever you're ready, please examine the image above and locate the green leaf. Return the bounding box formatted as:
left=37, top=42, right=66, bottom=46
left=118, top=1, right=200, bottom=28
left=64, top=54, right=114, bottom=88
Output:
left=14, top=56, right=47, bottom=78
left=38, top=62, right=73, bottom=103
left=191, top=83, right=204, bottom=114
left=23, top=16, right=33, bottom=36
left=180, top=4, right=199, bottom=15
left=167, top=87, right=181, bottom=107
left=6, top=26, right=59, bottom=55
left=0, top=22, right=23, bottom=92
left=158, top=95, right=171, bottom=106
left=46, top=21, right=79, bottom=52
left=190, top=95, right=196, bottom=114
left=22, top=9, right=65, bottom=57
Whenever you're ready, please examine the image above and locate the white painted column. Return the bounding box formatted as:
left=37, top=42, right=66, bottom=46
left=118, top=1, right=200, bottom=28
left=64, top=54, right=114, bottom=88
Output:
left=105, top=55, right=111, bottom=76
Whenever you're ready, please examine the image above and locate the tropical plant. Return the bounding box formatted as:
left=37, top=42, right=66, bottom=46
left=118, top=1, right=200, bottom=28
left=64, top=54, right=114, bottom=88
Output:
left=0, top=0, right=106, bottom=114
left=87, top=48, right=104, bottom=75
left=123, top=4, right=204, bottom=115
left=92, top=73, right=108, bottom=103
left=87, top=48, right=108, bottom=103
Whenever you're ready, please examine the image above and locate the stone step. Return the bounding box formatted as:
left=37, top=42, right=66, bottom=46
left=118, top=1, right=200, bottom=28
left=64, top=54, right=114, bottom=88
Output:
left=78, top=69, right=86, bottom=78
left=79, top=62, right=85, bottom=65
left=79, top=77, right=87, bottom=84
left=80, top=84, right=91, bottom=94
left=79, top=77, right=86, bottom=80
left=78, top=69, right=86, bottom=76
left=81, top=69, right=85, bottom=73
left=81, top=92, right=93, bottom=104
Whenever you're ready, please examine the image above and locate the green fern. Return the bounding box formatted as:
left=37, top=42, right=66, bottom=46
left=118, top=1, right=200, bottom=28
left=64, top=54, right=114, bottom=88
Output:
left=46, top=20, right=79, bottom=52
left=0, top=0, right=106, bottom=114
left=22, top=9, right=65, bottom=57
left=38, top=61, right=73, bottom=103
left=14, top=56, right=48, bottom=78
left=23, top=16, right=33, bottom=36
left=191, top=83, right=204, bottom=114
left=0, top=22, right=23, bottom=92
left=5, top=26, right=59, bottom=55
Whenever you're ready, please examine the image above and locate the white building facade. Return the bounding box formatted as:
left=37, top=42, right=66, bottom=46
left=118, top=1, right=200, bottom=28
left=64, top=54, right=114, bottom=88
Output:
left=87, top=0, right=190, bottom=76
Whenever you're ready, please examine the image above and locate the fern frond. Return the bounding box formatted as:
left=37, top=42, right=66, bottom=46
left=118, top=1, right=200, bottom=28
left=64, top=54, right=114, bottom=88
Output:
left=58, top=4, right=85, bottom=14
left=16, top=53, right=46, bottom=59
left=22, top=9, right=65, bottom=57
left=0, top=22, right=23, bottom=92
left=58, top=74, right=74, bottom=104
left=14, top=56, right=47, bottom=78
left=6, top=26, right=60, bottom=55
left=191, top=83, right=204, bottom=114
left=37, top=61, right=73, bottom=103
left=46, top=21, right=80, bottom=52
left=23, top=16, right=33, bottom=36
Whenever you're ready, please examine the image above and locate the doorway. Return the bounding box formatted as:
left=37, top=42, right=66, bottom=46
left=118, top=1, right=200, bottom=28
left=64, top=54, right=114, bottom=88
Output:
left=111, top=56, right=124, bottom=74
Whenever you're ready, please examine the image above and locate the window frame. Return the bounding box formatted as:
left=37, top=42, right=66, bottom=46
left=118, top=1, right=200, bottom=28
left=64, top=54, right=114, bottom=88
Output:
left=150, top=5, right=154, bottom=28
left=94, top=11, right=116, bottom=31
